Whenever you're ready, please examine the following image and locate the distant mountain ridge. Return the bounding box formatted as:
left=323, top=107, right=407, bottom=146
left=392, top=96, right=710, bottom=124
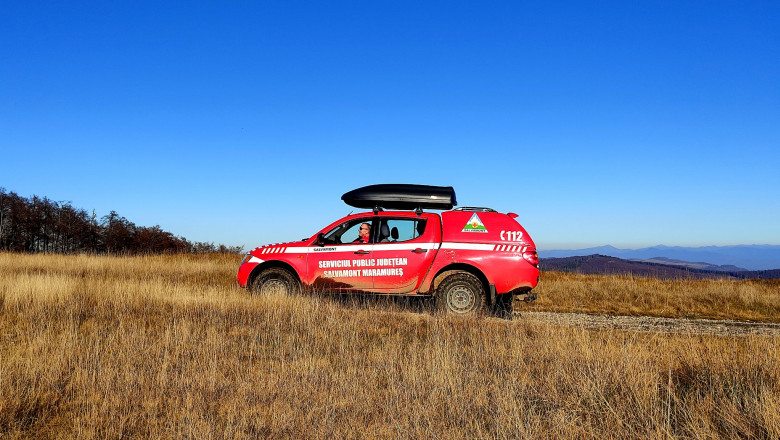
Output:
left=541, top=255, right=780, bottom=280
left=541, top=245, right=780, bottom=271
left=631, top=257, right=747, bottom=272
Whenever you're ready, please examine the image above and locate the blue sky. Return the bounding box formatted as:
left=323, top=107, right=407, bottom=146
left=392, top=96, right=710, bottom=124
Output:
left=2, top=1, right=779, bottom=251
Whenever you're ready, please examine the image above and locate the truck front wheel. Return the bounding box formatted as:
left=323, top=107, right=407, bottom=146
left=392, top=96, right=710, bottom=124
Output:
left=251, top=267, right=300, bottom=296
left=436, top=272, right=485, bottom=315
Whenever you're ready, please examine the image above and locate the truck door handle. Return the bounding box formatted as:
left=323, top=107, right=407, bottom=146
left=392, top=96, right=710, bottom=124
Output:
left=411, top=248, right=427, bottom=253
left=354, top=250, right=370, bottom=255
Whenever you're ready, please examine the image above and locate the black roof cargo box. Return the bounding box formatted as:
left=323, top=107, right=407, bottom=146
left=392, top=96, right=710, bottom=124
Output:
left=342, top=184, right=457, bottom=211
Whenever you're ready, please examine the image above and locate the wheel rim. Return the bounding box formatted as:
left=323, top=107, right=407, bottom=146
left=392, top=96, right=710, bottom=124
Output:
left=260, top=278, right=288, bottom=295
left=447, top=284, right=476, bottom=313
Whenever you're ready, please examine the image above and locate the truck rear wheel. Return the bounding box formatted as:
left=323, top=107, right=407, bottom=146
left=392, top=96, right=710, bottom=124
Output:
left=436, top=272, right=485, bottom=315
left=251, top=267, right=300, bottom=296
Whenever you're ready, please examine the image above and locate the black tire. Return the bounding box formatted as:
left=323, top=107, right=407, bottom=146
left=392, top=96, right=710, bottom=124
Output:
left=435, top=272, right=486, bottom=315
left=250, top=267, right=300, bottom=296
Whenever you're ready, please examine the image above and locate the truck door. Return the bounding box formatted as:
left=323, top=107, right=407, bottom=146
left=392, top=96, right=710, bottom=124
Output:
left=371, top=217, right=439, bottom=293
left=307, top=216, right=375, bottom=291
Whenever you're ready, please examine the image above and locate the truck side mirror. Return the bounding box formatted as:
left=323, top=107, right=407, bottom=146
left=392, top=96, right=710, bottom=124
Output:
left=316, top=233, right=326, bottom=246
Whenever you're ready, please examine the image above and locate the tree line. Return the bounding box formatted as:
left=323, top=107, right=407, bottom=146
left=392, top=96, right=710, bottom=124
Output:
left=0, top=188, right=242, bottom=254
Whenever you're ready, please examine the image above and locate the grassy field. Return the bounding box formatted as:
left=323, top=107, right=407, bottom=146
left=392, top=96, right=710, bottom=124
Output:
left=532, top=270, right=780, bottom=322
left=1, top=252, right=779, bottom=439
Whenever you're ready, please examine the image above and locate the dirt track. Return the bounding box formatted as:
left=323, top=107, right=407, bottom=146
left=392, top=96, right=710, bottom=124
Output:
left=520, top=311, right=780, bottom=336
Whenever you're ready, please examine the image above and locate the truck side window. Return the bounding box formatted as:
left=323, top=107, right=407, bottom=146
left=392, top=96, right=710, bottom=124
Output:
left=378, top=219, right=426, bottom=243
left=414, top=220, right=426, bottom=238
left=323, top=219, right=372, bottom=245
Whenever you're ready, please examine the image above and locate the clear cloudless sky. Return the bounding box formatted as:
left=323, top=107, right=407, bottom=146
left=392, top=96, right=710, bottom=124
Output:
left=2, top=1, right=779, bottom=252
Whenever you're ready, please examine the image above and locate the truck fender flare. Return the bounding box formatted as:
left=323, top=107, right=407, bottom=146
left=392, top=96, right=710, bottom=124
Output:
left=248, top=260, right=302, bottom=289
left=425, top=263, right=492, bottom=304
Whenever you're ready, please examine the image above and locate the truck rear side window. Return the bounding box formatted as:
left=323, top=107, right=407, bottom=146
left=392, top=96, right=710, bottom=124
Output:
left=377, top=219, right=426, bottom=243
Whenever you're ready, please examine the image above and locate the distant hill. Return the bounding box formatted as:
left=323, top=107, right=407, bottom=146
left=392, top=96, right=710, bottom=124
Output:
left=542, top=245, right=780, bottom=271
left=541, top=255, right=780, bottom=280
left=628, top=257, right=747, bottom=272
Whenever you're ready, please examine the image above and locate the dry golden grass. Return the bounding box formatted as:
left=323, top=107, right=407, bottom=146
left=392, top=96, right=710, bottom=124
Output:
left=1, top=252, right=779, bottom=439
left=531, top=270, right=780, bottom=322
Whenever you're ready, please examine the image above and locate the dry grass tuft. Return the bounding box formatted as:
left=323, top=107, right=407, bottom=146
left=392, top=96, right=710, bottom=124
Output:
left=1, top=253, right=779, bottom=438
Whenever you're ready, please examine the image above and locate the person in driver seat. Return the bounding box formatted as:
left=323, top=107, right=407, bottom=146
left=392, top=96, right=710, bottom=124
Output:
left=353, top=223, right=371, bottom=243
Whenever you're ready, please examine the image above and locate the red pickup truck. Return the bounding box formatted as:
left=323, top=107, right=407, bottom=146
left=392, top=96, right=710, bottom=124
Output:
left=237, top=184, right=539, bottom=315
